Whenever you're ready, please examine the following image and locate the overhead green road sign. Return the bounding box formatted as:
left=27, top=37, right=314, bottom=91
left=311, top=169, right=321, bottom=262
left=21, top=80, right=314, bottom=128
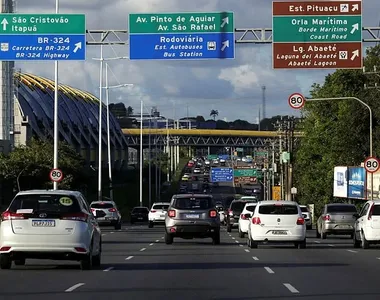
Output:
left=129, top=12, right=234, bottom=34
left=273, top=15, right=361, bottom=42
left=0, top=14, right=85, bottom=34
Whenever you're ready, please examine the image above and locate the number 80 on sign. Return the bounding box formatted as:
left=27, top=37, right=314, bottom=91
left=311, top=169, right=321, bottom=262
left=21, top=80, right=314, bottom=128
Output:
left=49, top=168, right=64, bottom=182
left=364, top=157, right=380, bottom=173
left=288, top=93, right=306, bottom=109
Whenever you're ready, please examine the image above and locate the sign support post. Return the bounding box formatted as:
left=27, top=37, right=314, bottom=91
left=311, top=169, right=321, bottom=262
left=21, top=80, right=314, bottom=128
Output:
left=53, top=0, right=59, bottom=191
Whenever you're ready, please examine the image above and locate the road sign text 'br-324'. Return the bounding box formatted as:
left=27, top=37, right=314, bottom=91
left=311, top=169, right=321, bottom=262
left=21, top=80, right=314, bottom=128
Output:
left=0, top=14, right=86, bottom=61
left=272, top=1, right=362, bottom=69
left=129, top=12, right=235, bottom=60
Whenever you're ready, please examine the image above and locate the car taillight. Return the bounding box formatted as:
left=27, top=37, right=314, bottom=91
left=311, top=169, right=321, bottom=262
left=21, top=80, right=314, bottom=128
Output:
left=90, top=208, right=95, bottom=212
left=296, top=217, right=305, bottom=225
left=228, top=209, right=233, bottom=216
left=209, top=210, right=217, bottom=217
left=61, top=212, right=88, bottom=222
left=240, top=213, right=248, bottom=220
left=150, top=210, right=156, bottom=213
left=323, top=215, right=330, bottom=221
left=1, top=211, right=26, bottom=221
left=108, top=208, right=116, bottom=212
left=168, top=210, right=176, bottom=217
left=368, top=204, right=375, bottom=220
left=252, top=217, right=261, bottom=224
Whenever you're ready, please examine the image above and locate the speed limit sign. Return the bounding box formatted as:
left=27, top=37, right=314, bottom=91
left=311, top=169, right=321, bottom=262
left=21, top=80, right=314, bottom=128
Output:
left=288, top=93, right=306, bottom=109
left=49, top=168, right=64, bottom=182
left=364, top=157, right=380, bottom=173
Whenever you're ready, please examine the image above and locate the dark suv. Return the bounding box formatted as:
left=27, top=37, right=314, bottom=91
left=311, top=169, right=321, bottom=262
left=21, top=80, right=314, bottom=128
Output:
left=164, top=194, right=220, bottom=245
left=226, top=200, right=254, bottom=232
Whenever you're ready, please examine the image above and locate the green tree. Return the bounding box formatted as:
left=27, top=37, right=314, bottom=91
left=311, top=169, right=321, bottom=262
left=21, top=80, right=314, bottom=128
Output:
left=0, top=139, right=88, bottom=191
left=293, top=45, right=380, bottom=215
left=210, top=109, right=219, bottom=121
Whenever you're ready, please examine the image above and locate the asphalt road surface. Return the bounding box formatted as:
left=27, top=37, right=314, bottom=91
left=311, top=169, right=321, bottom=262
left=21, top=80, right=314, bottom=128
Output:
left=2, top=164, right=380, bottom=299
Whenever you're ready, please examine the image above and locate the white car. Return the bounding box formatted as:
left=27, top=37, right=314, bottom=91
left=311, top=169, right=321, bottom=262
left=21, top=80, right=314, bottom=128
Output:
left=238, top=203, right=257, bottom=238
left=0, top=190, right=102, bottom=270
left=299, top=205, right=312, bottom=230
left=354, top=200, right=380, bottom=249
left=90, top=201, right=122, bottom=230
left=205, top=160, right=210, bottom=165
left=148, top=202, right=170, bottom=228
left=193, top=168, right=201, bottom=173
left=247, top=201, right=306, bottom=249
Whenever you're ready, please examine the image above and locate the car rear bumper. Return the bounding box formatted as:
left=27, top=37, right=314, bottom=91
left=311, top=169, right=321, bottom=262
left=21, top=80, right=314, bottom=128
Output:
left=324, top=223, right=354, bottom=234
left=166, top=224, right=220, bottom=237
left=252, top=234, right=305, bottom=242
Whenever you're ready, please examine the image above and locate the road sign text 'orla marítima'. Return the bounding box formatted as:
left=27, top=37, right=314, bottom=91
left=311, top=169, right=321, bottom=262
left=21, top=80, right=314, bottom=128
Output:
left=272, top=1, right=362, bottom=69
left=0, top=14, right=86, bottom=61
left=129, top=12, right=235, bottom=60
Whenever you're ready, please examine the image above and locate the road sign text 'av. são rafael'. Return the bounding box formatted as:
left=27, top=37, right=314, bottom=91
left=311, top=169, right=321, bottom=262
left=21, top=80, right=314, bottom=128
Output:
left=272, top=1, right=362, bottom=69
left=0, top=14, right=86, bottom=61
left=129, top=12, right=235, bottom=60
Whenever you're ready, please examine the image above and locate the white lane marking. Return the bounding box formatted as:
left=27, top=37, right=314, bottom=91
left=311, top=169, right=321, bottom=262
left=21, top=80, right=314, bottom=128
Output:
left=245, top=249, right=250, bottom=253
left=377, top=257, right=380, bottom=260
left=235, top=240, right=239, bottom=243
left=110, top=232, right=114, bottom=234
left=101, top=234, right=106, bottom=236
left=103, top=267, right=114, bottom=272
left=232, top=237, right=235, bottom=239
left=283, top=283, right=299, bottom=293
left=140, top=248, right=146, bottom=252
left=161, top=236, right=164, bottom=239
left=264, top=267, right=275, bottom=274
left=239, top=244, right=243, bottom=247
left=314, top=241, right=321, bottom=243
left=347, top=250, right=358, bottom=253
left=252, top=256, right=259, bottom=260
left=328, top=244, right=334, bottom=247
left=65, top=283, right=85, bottom=292
left=149, top=243, right=154, bottom=246
left=155, top=240, right=159, bottom=242
left=125, top=256, right=134, bottom=260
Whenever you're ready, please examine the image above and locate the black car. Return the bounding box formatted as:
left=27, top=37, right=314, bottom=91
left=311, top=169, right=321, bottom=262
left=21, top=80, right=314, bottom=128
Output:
left=226, top=200, right=254, bottom=232
left=130, top=206, right=149, bottom=224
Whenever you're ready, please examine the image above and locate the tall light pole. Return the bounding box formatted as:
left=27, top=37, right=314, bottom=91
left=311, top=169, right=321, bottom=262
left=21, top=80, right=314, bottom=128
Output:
left=140, top=99, right=143, bottom=207
left=53, top=0, right=59, bottom=190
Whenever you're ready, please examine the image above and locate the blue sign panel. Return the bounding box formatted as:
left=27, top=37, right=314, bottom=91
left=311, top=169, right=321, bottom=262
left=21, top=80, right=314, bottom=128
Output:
left=348, top=167, right=366, bottom=199
left=211, top=167, right=233, bottom=182
left=0, top=34, right=86, bottom=60
left=218, top=154, right=230, bottom=160
left=130, top=33, right=234, bottom=60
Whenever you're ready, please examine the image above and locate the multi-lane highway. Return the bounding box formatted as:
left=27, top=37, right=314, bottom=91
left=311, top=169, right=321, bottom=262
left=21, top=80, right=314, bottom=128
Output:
left=1, top=162, right=380, bottom=299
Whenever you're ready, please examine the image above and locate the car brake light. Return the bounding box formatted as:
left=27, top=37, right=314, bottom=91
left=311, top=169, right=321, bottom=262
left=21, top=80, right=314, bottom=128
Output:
left=168, top=210, right=176, bottom=217
left=108, top=208, right=116, bottom=212
left=90, top=208, right=95, bottom=212
left=74, top=247, right=87, bottom=253
left=0, top=246, right=11, bottom=251
left=368, top=204, right=375, bottom=220
left=228, top=209, right=233, bottom=216
left=209, top=210, right=217, bottom=217
left=252, top=217, right=261, bottom=224
left=61, top=212, right=88, bottom=222
left=151, top=210, right=156, bottom=213
left=323, top=215, right=330, bottom=221
left=296, top=217, right=305, bottom=225
left=240, top=213, right=247, bottom=220
left=1, top=211, right=26, bottom=221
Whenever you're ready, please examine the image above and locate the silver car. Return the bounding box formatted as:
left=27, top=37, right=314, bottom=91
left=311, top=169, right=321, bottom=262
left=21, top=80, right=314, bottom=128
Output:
left=164, top=194, right=220, bottom=245
left=317, top=203, right=357, bottom=239
left=90, top=201, right=122, bottom=230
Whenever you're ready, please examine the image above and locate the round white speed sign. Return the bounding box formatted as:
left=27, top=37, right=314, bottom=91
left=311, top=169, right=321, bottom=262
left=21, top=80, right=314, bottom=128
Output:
left=288, top=93, right=306, bottom=109
left=49, top=168, right=64, bottom=182
left=364, top=157, right=380, bottom=173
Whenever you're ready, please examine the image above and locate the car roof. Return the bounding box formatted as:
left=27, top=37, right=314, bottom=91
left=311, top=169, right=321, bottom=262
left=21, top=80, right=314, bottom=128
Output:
left=326, top=203, right=355, bottom=206
left=257, top=200, right=298, bottom=205
left=16, top=189, right=82, bottom=197
left=90, top=201, right=116, bottom=205
left=152, top=202, right=170, bottom=205
left=244, top=202, right=257, bottom=206
left=173, top=194, right=213, bottom=199
left=132, top=206, right=149, bottom=209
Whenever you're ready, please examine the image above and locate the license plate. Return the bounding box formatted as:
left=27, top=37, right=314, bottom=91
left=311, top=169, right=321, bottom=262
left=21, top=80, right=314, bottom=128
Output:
left=272, top=230, right=287, bottom=235
left=138, top=217, right=143, bottom=220
left=185, top=214, right=199, bottom=219
left=338, top=225, right=351, bottom=229
left=32, top=220, right=55, bottom=227
left=160, top=214, right=165, bottom=217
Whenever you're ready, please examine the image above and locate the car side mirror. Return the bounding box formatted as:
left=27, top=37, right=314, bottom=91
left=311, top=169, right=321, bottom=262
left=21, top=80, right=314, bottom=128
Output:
left=353, top=213, right=360, bottom=219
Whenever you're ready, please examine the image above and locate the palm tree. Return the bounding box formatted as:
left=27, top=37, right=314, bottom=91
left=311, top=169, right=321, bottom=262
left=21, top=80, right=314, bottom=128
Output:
left=210, top=109, right=219, bottom=121
left=126, top=106, right=134, bottom=116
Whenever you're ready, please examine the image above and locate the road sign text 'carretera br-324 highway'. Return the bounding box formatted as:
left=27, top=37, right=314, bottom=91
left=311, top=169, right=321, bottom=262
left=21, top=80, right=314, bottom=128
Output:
left=0, top=14, right=86, bottom=61
left=129, top=12, right=235, bottom=60
left=272, top=1, right=362, bottom=69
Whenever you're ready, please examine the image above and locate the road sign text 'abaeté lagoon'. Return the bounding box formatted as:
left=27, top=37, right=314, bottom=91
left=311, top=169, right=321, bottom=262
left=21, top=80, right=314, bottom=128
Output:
left=0, top=14, right=86, bottom=61
left=129, top=12, right=235, bottom=60
left=272, top=1, right=362, bottom=69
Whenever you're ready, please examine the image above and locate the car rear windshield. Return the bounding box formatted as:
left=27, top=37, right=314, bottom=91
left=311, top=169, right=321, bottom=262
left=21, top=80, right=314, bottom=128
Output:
left=245, top=205, right=257, bottom=212
left=241, top=197, right=258, bottom=202
left=132, top=208, right=148, bottom=213
left=371, top=205, right=380, bottom=215
left=152, top=204, right=169, bottom=210
left=231, top=201, right=247, bottom=211
left=327, top=205, right=357, bottom=213
left=9, top=194, right=81, bottom=214
left=173, top=197, right=213, bottom=209
left=259, top=204, right=298, bottom=215
left=300, top=207, right=309, bottom=212
left=91, top=203, right=114, bottom=209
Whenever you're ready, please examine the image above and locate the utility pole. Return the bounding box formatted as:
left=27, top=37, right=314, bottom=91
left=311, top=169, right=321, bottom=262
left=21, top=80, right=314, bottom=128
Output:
left=363, top=66, right=380, bottom=90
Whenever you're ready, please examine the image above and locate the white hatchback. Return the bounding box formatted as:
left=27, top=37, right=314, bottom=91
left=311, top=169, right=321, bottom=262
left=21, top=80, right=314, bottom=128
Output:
left=148, top=202, right=170, bottom=228
left=238, top=203, right=257, bottom=238
left=247, top=201, right=306, bottom=249
left=354, top=200, right=380, bottom=249
left=0, top=190, right=102, bottom=270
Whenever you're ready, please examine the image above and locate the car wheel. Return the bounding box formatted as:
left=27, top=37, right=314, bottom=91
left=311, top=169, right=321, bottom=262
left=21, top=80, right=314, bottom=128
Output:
left=353, top=232, right=360, bottom=248
left=80, top=245, right=93, bottom=270
left=238, top=229, right=245, bottom=238
left=148, top=222, right=154, bottom=228
left=227, top=224, right=232, bottom=232
left=361, top=231, right=369, bottom=249
left=165, top=232, right=173, bottom=245
left=14, top=258, right=25, bottom=266
left=316, top=227, right=321, bottom=238
left=114, top=223, right=122, bottom=230
left=296, top=240, right=306, bottom=249
left=321, top=230, right=327, bottom=239
left=306, top=225, right=312, bottom=230
left=212, top=231, right=221, bottom=245
left=0, top=254, right=11, bottom=269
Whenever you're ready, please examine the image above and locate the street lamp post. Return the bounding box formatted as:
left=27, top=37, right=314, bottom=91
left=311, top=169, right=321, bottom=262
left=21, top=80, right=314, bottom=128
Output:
left=53, top=0, right=59, bottom=190
left=140, top=99, right=143, bottom=207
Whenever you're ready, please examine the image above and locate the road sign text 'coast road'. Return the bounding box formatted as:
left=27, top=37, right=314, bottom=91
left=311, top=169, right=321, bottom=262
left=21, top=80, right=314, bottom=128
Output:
left=0, top=14, right=86, bottom=61
left=272, top=1, right=362, bottom=69
left=129, top=12, right=235, bottom=60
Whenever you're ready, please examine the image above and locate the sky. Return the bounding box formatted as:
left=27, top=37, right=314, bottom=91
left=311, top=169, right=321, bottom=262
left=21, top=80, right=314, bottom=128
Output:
left=15, top=0, right=380, bottom=123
